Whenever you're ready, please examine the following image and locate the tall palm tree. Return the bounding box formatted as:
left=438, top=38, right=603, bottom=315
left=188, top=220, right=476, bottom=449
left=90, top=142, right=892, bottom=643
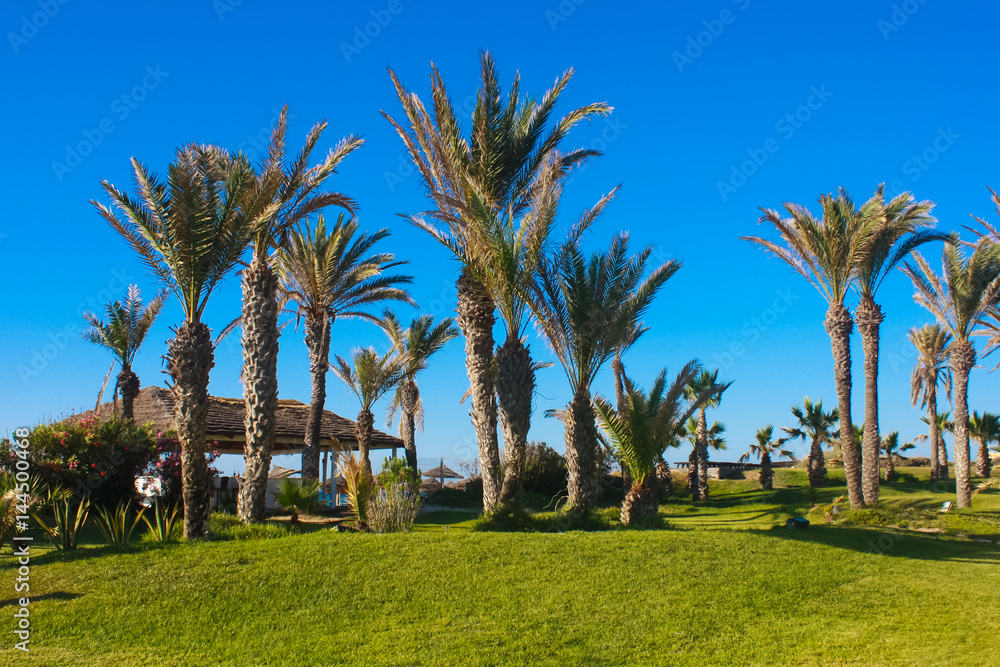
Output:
left=902, top=238, right=1000, bottom=506
left=918, top=412, right=953, bottom=480
left=275, top=215, right=413, bottom=482
left=853, top=186, right=942, bottom=504
left=94, top=144, right=273, bottom=539
left=743, top=188, right=882, bottom=508
left=594, top=361, right=708, bottom=525
left=333, top=348, right=405, bottom=475
left=381, top=311, right=459, bottom=473
left=683, top=370, right=731, bottom=500
left=969, top=411, right=1000, bottom=478
left=908, top=324, right=952, bottom=481
left=783, top=397, right=839, bottom=489
left=82, top=284, right=166, bottom=419
left=236, top=108, right=363, bottom=525
left=384, top=52, right=610, bottom=512
left=740, top=426, right=793, bottom=491
left=532, top=232, right=679, bottom=513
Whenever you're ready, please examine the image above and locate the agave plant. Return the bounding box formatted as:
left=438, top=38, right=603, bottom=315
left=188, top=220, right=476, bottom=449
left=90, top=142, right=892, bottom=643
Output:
left=141, top=498, right=182, bottom=543
left=95, top=501, right=146, bottom=547
left=33, top=490, right=89, bottom=551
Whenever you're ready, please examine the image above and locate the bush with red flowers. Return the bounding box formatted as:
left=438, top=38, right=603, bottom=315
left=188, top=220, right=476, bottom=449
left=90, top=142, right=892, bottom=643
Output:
left=151, top=431, right=222, bottom=508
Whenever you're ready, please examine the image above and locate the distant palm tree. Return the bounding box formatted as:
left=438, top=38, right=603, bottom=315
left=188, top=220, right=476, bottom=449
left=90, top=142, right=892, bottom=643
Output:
left=783, top=398, right=839, bottom=489
left=969, top=412, right=1000, bottom=478
left=594, top=362, right=707, bottom=525
left=743, top=188, right=882, bottom=508
left=94, top=144, right=272, bottom=539
left=381, top=312, right=459, bottom=473
left=918, top=412, right=953, bottom=480
left=384, top=53, right=610, bottom=512
left=902, top=238, right=1000, bottom=506
left=532, top=232, right=679, bottom=513
left=683, top=370, right=731, bottom=500
left=908, top=324, right=952, bottom=481
left=881, top=431, right=914, bottom=482
left=683, top=417, right=727, bottom=496
left=740, top=425, right=793, bottom=491
left=82, top=284, right=166, bottom=420
left=333, top=347, right=405, bottom=475
left=854, top=187, right=942, bottom=503
left=276, top=215, right=413, bottom=481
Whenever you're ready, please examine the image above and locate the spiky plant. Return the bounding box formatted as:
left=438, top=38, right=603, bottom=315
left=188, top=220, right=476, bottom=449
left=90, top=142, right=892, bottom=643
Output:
left=381, top=311, right=459, bottom=473
left=908, top=324, right=953, bottom=480
left=740, top=426, right=793, bottom=491
left=683, top=370, right=731, bottom=500
left=881, top=431, right=915, bottom=482
left=273, top=478, right=320, bottom=525
left=82, top=284, right=166, bottom=419
left=333, top=347, right=405, bottom=475
left=744, top=188, right=884, bottom=508
left=853, top=186, right=943, bottom=504
left=384, top=52, right=610, bottom=512
left=783, top=397, right=839, bottom=489
left=902, top=237, right=1000, bottom=506
left=275, top=215, right=413, bottom=482
left=94, top=144, right=274, bottom=539
left=969, top=411, right=1000, bottom=478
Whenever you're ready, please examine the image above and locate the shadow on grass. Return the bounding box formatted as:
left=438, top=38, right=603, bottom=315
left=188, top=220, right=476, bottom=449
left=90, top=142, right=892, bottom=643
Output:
left=0, top=591, right=83, bottom=608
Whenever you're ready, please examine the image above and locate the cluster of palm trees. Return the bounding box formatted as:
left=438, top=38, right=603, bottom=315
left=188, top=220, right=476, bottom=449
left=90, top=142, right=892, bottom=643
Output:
left=745, top=186, right=1000, bottom=509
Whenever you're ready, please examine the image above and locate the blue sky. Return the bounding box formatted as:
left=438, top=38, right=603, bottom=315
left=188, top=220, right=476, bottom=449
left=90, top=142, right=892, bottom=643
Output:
left=2, top=0, right=999, bottom=474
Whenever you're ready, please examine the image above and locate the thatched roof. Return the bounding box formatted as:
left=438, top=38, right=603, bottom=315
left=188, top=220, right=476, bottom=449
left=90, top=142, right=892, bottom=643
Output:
left=72, top=386, right=403, bottom=455
left=423, top=464, right=462, bottom=479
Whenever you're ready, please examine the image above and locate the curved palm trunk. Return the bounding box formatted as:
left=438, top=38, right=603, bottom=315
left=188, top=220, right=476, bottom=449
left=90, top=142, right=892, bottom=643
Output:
left=167, top=322, right=214, bottom=540
left=564, top=386, right=601, bottom=513
left=760, top=452, right=773, bottom=491
left=951, top=341, right=975, bottom=507
left=856, top=296, right=883, bottom=505
left=697, top=409, right=710, bottom=500
left=456, top=269, right=502, bottom=512
left=938, top=429, right=949, bottom=480
left=356, top=408, right=375, bottom=476
left=399, top=381, right=419, bottom=472
left=808, top=436, right=827, bottom=488
left=620, top=478, right=658, bottom=526
left=497, top=337, right=534, bottom=503
left=976, top=440, right=993, bottom=478
left=302, top=313, right=331, bottom=482
left=238, top=254, right=280, bottom=524
left=928, top=385, right=940, bottom=481
left=117, top=365, right=140, bottom=421
left=825, top=303, right=863, bottom=509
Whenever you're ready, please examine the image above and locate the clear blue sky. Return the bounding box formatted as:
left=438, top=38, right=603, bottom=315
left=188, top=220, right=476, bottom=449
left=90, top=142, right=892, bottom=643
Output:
left=2, top=0, right=999, bottom=474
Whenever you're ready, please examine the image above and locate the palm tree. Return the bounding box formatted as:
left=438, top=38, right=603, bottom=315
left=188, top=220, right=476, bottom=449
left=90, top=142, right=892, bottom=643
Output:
left=908, top=324, right=952, bottom=481
left=532, top=232, right=679, bottom=513
left=969, top=411, right=1000, bottom=478
left=683, top=370, right=731, bottom=500
left=881, top=431, right=914, bottom=482
left=594, top=362, right=708, bottom=525
left=683, top=417, right=727, bottom=496
left=276, top=215, right=413, bottom=481
left=333, top=348, right=405, bottom=475
left=918, top=411, right=953, bottom=480
left=384, top=52, right=610, bottom=512
left=236, top=108, right=363, bottom=525
left=783, top=398, right=839, bottom=489
left=381, top=311, right=459, bottom=473
left=740, top=426, right=793, bottom=490
left=902, top=238, right=1000, bottom=506
left=94, top=144, right=272, bottom=539
left=82, top=284, right=166, bottom=419
left=853, top=186, right=942, bottom=504
left=743, top=188, right=883, bottom=508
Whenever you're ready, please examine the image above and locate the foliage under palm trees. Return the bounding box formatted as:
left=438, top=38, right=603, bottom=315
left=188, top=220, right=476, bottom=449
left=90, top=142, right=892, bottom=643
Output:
left=783, top=398, right=839, bottom=489
left=82, top=284, right=166, bottom=420
left=908, top=324, right=953, bottom=481
left=969, top=411, right=999, bottom=478
left=740, top=425, right=792, bottom=490
left=880, top=431, right=914, bottom=482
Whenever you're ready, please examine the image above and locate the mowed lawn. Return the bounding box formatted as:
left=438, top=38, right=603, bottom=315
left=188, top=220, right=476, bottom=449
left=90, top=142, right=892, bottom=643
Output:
left=3, top=470, right=999, bottom=667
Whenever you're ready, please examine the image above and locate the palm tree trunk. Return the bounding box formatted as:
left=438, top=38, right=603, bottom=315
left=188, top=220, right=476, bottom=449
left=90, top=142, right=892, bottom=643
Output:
left=928, top=385, right=939, bottom=481
left=117, top=365, right=140, bottom=421
left=356, top=408, right=374, bottom=476
left=808, top=437, right=827, bottom=488
left=856, top=296, right=883, bottom=505
left=975, top=439, right=991, bottom=478
left=938, top=428, right=949, bottom=480
left=697, top=408, right=710, bottom=500
left=564, top=386, right=601, bottom=513
left=611, top=354, right=632, bottom=493
left=166, top=322, right=214, bottom=540
left=399, top=380, right=419, bottom=472
left=951, top=341, right=975, bottom=508
left=885, top=454, right=895, bottom=482
left=761, top=452, right=773, bottom=490
left=825, top=303, right=863, bottom=509
left=687, top=447, right=700, bottom=500
left=455, top=268, right=502, bottom=512
left=302, top=312, right=331, bottom=481
left=238, top=254, right=280, bottom=524
left=655, top=460, right=673, bottom=497
left=497, top=337, right=534, bottom=504
left=620, top=478, right=658, bottom=526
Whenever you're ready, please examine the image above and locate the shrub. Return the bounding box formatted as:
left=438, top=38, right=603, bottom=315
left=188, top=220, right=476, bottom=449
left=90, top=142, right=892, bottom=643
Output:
left=150, top=431, right=221, bottom=508
left=522, top=442, right=568, bottom=498
left=473, top=502, right=537, bottom=532
left=424, top=486, right=481, bottom=509
left=339, top=453, right=372, bottom=528
left=209, top=513, right=293, bottom=540
left=273, top=478, right=320, bottom=524
left=369, top=457, right=422, bottom=533
left=0, top=473, right=46, bottom=546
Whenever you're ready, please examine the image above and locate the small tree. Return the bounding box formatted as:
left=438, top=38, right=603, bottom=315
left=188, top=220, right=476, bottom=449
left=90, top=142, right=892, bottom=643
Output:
left=368, top=457, right=422, bottom=533
left=740, top=426, right=793, bottom=490
left=881, top=431, right=914, bottom=482
left=273, top=478, right=320, bottom=525
left=783, top=398, right=839, bottom=489
left=333, top=348, right=405, bottom=475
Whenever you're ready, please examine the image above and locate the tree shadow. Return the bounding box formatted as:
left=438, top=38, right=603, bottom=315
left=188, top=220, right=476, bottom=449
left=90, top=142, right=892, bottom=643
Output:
left=0, top=591, right=83, bottom=608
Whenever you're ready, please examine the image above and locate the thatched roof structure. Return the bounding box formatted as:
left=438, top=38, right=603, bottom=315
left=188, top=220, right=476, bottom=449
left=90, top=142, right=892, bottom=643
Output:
left=73, top=386, right=403, bottom=455
left=423, top=464, right=462, bottom=479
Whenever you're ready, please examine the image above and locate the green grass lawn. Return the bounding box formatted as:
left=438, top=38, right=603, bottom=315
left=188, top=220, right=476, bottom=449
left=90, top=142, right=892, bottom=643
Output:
left=2, top=469, right=998, bottom=666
